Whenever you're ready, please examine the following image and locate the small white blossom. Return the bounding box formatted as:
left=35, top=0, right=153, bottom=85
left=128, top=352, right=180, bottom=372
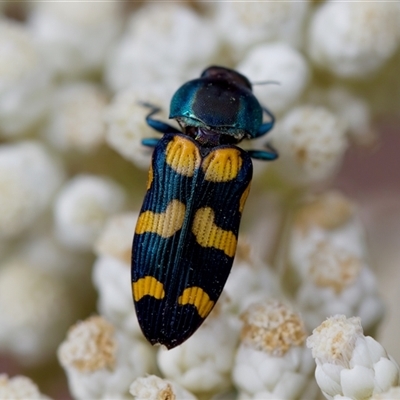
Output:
left=0, top=19, right=52, bottom=136
left=93, top=212, right=142, bottom=338
left=307, top=86, right=375, bottom=146
left=0, top=374, right=51, bottom=400
left=308, top=2, right=400, bottom=78
left=237, top=42, right=310, bottom=114
left=0, top=141, right=64, bottom=240
left=157, top=296, right=240, bottom=397
left=105, top=89, right=174, bottom=169
left=270, top=105, right=348, bottom=186
left=54, top=174, right=126, bottom=251
left=0, top=259, right=75, bottom=365
left=19, top=228, right=90, bottom=279
left=213, top=2, right=310, bottom=60
left=105, top=3, right=219, bottom=93
left=28, top=1, right=123, bottom=77
left=307, top=315, right=400, bottom=400
left=58, top=316, right=156, bottom=400
left=130, top=375, right=197, bottom=400
left=370, top=386, right=400, bottom=400
left=43, top=82, right=108, bottom=153
left=233, top=300, right=318, bottom=400
left=289, top=192, right=384, bottom=333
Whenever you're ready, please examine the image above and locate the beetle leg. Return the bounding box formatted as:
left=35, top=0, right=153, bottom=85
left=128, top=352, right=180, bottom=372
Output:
left=248, top=144, right=278, bottom=161
left=256, top=107, right=275, bottom=138
left=141, top=138, right=160, bottom=148
left=140, top=102, right=181, bottom=135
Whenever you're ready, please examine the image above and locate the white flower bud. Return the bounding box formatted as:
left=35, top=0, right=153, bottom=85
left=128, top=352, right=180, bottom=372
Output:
left=0, top=374, right=51, bottom=400
left=308, top=2, right=400, bottom=78
left=130, top=375, right=197, bottom=400
left=271, top=105, right=348, bottom=186
left=307, top=315, right=400, bottom=400
left=28, top=1, right=123, bottom=77
left=0, top=141, right=64, bottom=240
left=290, top=192, right=364, bottom=278
left=157, top=296, right=239, bottom=397
left=105, top=4, right=218, bottom=93
left=54, top=174, right=126, bottom=251
left=0, top=20, right=52, bottom=136
left=93, top=212, right=142, bottom=338
left=240, top=192, right=285, bottom=261
left=94, top=212, right=137, bottom=265
left=233, top=300, right=318, bottom=400
left=0, top=259, right=75, bottom=365
left=237, top=43, right=310, bottom=114
left=58, top=316, right=156, bottom=400
left=213, top=2, right=310, bottom=59
left=224, top=239, right=281, bottom=315
left=105, top=89, right=173, bottom=169
left=288, top=192, right=384, bottom=334
left=44, top=82, right=108, bottom=153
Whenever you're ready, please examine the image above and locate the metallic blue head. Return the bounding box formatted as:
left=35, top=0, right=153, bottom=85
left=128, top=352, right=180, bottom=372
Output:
left=169, top=66, right=263, bottom=144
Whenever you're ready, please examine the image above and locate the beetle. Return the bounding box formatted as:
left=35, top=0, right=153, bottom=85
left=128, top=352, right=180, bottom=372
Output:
left=131, top=66, right=277, bottom=349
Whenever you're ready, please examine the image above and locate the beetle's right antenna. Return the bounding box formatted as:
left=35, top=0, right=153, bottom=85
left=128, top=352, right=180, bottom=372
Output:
left=251, top=80, right=281, bottom=86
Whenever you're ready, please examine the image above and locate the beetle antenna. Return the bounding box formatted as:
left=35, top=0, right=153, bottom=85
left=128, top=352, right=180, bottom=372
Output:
left=252, top=80, right=281, bottom=86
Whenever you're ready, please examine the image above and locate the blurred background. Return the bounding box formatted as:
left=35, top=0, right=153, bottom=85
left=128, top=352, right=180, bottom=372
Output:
left=0, top=1, right=399, bottom=399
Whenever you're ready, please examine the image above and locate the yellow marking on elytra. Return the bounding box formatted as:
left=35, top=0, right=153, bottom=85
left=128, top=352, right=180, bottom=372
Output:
left=239, top=183, right=251, bottom=213
left=132, top=276, right=165, bottom=302
left=135, top=200, right=186, bottom=238
left=202, top=148, right=242, bottom=182
left=146, top=163, right=153, bottom=190
left=165, top=136, right=201, bottom=177
left=192, top=207, right=237, bottom=257
left=178, top=287, right=214, bottom=318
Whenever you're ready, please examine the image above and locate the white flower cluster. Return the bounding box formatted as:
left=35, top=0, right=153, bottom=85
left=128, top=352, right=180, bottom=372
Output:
left=54, top=174, right=126, bottom=251
left=306, top=86, right=375, bottom=146
left=233, top=300, right=318, bottom=400
left=43, top=82, right=108, bottom=153
left=0, top=1, right=398, bottom=399
left=58, top=315, right=156, bottom=400
left=213, top=2, right=310, bottom=60
left=130, top=375, right=197, bottom=400
left=287, top=191, right=384, bottom=335
left=0, top=374, right=51, bottom=400
left=0, top=258, right=75, bottom=365
left=157, top=295, right=239, bottom=397
left=0, top=141, right=64, bottom=240
left=28, top=1, right=123, bottom=78
left=308, top=2, right=400, bottom=78
left=0, top=20, right=53, bottom=137
left=92, top=212, right=142, bottom=338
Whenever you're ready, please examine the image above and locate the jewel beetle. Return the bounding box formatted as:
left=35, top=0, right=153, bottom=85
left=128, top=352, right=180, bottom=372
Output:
left=131, top=66, right=278, bottom=349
